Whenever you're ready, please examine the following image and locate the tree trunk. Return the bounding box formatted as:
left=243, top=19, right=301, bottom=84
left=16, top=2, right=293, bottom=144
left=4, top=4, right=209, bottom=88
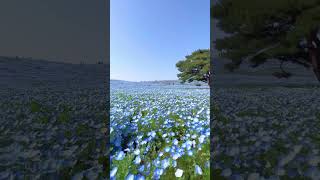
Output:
left=310, top=50, right=320, bottom=81
left=207, top=71, right=212, bottom=87
left=308, top=28, right=320, bottom=81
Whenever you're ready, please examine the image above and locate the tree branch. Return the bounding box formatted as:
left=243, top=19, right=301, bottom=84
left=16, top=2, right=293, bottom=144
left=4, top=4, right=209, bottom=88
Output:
left=244, top=43, right=280, bottom=62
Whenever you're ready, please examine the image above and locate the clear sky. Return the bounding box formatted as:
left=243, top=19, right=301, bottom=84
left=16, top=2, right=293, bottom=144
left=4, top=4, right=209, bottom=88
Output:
left=111, top=0, right=210, bottom=81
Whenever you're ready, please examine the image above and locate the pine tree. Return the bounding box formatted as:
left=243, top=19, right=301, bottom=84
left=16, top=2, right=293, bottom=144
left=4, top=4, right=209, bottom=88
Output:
left=176, top=49, right=211, bottom=85
left=212, top=0, right=320, bottom=81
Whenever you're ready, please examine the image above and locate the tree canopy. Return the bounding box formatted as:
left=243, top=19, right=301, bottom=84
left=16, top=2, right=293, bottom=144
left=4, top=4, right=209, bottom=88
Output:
left=176, top=49, right=211, bottom=85
left=212, top=0, right=320, bottom=80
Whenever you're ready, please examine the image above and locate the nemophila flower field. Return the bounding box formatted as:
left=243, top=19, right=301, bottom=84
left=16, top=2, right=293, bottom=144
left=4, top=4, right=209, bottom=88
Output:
left=110, top=82, right=210, bottom=179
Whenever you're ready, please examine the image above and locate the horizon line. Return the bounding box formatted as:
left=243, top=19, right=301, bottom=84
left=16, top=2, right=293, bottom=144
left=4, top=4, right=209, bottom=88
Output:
left=111, top=79, right=180, bottom=82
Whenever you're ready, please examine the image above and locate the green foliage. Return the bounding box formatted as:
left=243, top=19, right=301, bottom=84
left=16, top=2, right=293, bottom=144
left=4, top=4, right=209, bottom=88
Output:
left=176, top=49, right=210, bottom=84
left=211, top=169, right=228, bottom=180
left=112, top=154, right=135, bottom=179
left=38, top=115, right=49, bottom=124
left=212, top=105, right=229, bottom=125
left=316, top=112, right=320, bottom=120
left=212, top=0, right=320, bottom=77
left=64, top=130, right=72, bottom=139
left=98, top=155, right=109, bottom=178
left=57, top=105, right=71, bottom=124
left=76, top=124, right=89, bottom=136
left=30, top=101, right=41, bottom=113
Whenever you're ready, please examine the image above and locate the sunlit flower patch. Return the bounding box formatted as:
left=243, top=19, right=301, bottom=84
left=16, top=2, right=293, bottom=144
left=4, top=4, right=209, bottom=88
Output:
left=110, top=83, right=210, bottom=179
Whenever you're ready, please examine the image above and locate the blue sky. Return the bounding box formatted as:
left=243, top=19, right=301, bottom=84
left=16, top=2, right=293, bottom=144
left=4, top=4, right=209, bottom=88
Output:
left=111, top=0, right=210, bottom=81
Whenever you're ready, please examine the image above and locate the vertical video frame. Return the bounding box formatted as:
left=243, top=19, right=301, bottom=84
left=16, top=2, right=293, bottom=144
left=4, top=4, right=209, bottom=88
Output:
left=110, top=0, right=210, bottom=179
left=212, top=0, right=320, bottom=179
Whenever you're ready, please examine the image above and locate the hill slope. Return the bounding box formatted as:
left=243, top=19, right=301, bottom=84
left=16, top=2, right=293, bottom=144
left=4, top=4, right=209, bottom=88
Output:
left=0, top=56, right=107, bottom=90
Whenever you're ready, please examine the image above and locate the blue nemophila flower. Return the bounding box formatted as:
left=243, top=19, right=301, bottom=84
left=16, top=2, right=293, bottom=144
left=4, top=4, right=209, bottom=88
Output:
left=135, top=174, right=145, bottom=180
left=175, top=169, right=184, bottom=177
left=161, top=158, right=170, bottom=169
left=177, top=146, right=184, bottom=152
left=110, top=167, right=118, bottom=178
left=144, top=146, right=150, bottom=153
left=124, top=148, right=130, bottom=152
left=192, top=140, right=196, bottom=147
left=128, top=141, right=134, bottom=147
left=158, top=151, right=164, bottom=157
left=205, top=161, right=210, bottom=168
left=172, top=160, right=177, bottom=168
left=164, top=147, right=170, bottom=152
left=125, top=174, right=134, bottom=180
left=111, top=85, right=209, bottom=178
left=170, top=146, right=177, bottom=152
left=144, top=163, right=151, bottom=175
left=141, top=140, right=147, bottom=145
left=115, top=151, right=125, bottom=160
left=110, top=127, right=114, bottom=134
left=133, top=149, right=140, bottom=155
left=114, top=137, right=122, bottom=147
left=197, top=127, right=203, bottom=132
left=154, top=168, right=164, bottom=176
left=134, top=156, right=141, bottom=165
left=186, top=140, right=192, bottom=146
left=186, top=144, right=192, bottom=150
left=172, top=153, right=180, bottom=160
left=198, top=135, right=205, bottom=144
left=138, top=165, right=145, bottom=173
left=187, top=150, right=193, bottom=156
left=173, top=139, right=179, bottom=146
left=195, top=165, right=203, bottom=175
left=154, top=158, right=161, bottom=166
left=150, top=131, right=156, bottom=138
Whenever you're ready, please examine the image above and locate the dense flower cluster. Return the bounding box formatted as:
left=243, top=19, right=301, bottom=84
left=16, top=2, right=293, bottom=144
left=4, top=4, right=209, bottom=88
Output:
left=110, top=83, right=210, bottom=179
left=212, top=87, right=320, bottom=179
